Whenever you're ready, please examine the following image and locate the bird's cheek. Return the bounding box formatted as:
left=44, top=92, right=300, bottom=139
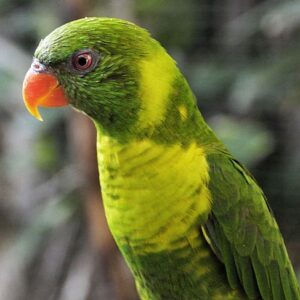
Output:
left=22, top=69, right=69, bottom=121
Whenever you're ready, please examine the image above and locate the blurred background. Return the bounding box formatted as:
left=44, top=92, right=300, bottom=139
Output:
left=0, top=0, right=300, bottom=299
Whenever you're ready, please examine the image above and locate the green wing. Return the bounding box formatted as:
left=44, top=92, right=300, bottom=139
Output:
left=203, top=153, right=300, bottom=300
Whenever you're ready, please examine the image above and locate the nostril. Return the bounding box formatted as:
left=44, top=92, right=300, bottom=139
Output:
left=31, top=59, right=46, bottom=73
left=33, top=63, right=41, bottom=70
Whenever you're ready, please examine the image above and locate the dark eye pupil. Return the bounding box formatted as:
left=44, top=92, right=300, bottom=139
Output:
left=78, top=56, right=87, bottom=66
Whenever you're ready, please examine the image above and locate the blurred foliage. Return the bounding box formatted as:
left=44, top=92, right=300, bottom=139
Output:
left=0, top=0, right=300, bottom=299
left=209, top=115, right=274, bottom=166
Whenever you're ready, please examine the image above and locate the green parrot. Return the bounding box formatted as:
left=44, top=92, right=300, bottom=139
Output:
left=22, top=18, right=300, bottom=300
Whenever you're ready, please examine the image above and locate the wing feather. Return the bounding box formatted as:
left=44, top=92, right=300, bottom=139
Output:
left=202, top=153, right=300, bottom=300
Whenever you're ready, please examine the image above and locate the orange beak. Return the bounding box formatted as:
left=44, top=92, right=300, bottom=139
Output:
left=22, top=68, right=69, bottom=121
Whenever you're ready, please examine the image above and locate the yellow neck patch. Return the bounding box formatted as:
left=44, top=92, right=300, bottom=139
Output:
left=177, top=104, right=188, bottom=121
left=137, top=47, right=179, bottom=130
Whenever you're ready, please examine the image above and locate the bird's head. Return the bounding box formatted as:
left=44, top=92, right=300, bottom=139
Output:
left=23, top=17, right=182, bottom=141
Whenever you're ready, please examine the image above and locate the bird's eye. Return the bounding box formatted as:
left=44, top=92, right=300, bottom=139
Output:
left=72, top=51, right=93, bottom=70
left=71, top=50, right=99, bottom=73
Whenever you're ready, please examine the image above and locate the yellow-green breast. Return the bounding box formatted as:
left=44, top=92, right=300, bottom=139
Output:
left=96, top=132, right=247, bottom=299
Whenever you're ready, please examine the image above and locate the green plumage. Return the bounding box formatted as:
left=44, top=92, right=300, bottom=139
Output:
left=205, top=154, right=300, bottom=299
left=30, top=17, right=299, bottom=299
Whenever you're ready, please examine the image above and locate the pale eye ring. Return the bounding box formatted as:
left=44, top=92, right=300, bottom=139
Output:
left=71, top=49, right=99, bottom=73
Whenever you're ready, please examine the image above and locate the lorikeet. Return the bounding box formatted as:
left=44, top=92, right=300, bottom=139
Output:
left=22, top=18, right=300, bottom=300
